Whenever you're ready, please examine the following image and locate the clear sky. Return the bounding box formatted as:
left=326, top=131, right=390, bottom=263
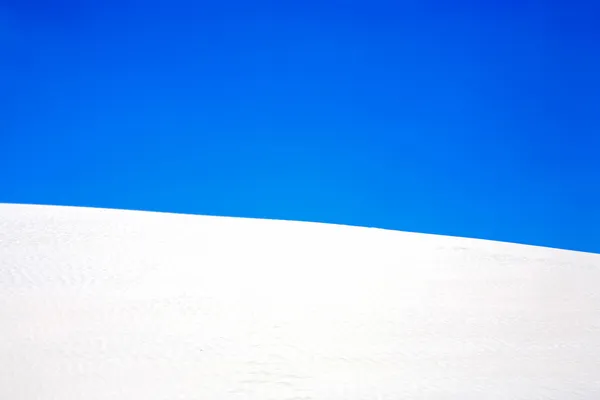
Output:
left=1, top=0, right=599, bottom=253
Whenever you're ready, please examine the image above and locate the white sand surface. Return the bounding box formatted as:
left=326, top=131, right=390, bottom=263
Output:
left=1, top=204, right=599, bottom=399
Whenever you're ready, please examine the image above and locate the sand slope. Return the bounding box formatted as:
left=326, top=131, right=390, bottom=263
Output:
left=0, top=204, right=599, bottom=399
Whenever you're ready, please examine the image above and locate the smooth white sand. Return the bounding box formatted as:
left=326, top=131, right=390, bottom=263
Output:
left=0, top=204, right=599, bottom=399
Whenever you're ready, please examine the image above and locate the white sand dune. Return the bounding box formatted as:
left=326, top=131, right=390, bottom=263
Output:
left=0, top=203, right=599, bottom=399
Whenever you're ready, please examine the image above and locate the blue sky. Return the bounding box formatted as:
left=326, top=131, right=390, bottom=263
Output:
left=1, top=0, right=599, bottom=253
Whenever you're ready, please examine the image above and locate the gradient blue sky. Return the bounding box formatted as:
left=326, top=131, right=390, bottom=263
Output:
left=1, top=0, right=599, bottom=253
